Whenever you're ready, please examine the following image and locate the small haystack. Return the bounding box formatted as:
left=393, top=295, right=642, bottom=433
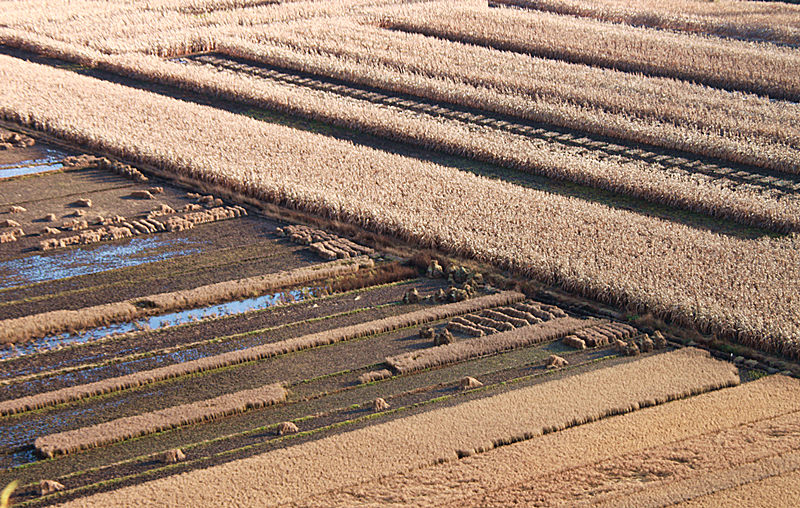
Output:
left=43, top=213, right=56, bottom=222
left=276, top=421, right=299, bottom=436
left=403, top=288, right=420, bottom=304
left=373, top=398, right=390, bottom=411
left=73, top=198, right=92, bottom=207
left=160, top=448, right=186, bottom=464
left=0, top=219, right=20, bottom=228
left=563, top=335, right=586, bottom=350
left=459, top=376, right=483, bottom=390
left=38, top=480, right=64, bottom=496
left=8, top=205, right=26, bottom=213
left=434, top=329, right=454, bottom=346
left=546, top=355, right=569, bottom=369
left=129, top=190, right=154, bottom=200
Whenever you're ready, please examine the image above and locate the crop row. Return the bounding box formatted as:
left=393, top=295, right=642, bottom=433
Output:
left=2, top=30, right=799, bottom=234
left=59, top=348, right=740, bottom=507
left=300, top=374, right=800, bottom=507
left=380, top=1, right=800, bottom=100
left=34, top=383, right=288, bottom=458
left=491, top=0, right=800, bottom=46
left=1, top=56, right=797, bottom=363
left=0, top=291, right=524, bottom=416
left=234, top=17, right=800, bottom=174
left=0, top=256, right=374, bottom=345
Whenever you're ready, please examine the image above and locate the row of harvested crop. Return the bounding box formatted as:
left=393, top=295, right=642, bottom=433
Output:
left=34, top=383, right=288, bottom=457
left=387, top=316, right=596, bottom=374
left=447, top=300, right=569, bottom=336
left=0, top=256, right=374, bottom=346
left=277, top=223, right=374, bottom=259
left=0, top=291, right=524, bottom=416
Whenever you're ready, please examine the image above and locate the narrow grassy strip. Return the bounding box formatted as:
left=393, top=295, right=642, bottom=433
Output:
left=58, top=348, right=738, bottom=507
left=33, top=383, right=287, bottom=458
left=298, top=375, right=800, bottom=507
left=0, top=291, right=523, bottom=417
left=387, top=316, right=596, bottom=374
left=0, top=256, right=373, bottom=345
left=381, top=1, right=800, bottom=100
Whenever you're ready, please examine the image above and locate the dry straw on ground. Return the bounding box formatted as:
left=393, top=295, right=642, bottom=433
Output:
left=0, top=256, right=372, bottom=345
left=57, top=348, right=739, bottom=507
left=0, top=291, right=523, bottom=416
left=34, top=383, right=287, bottom=457
left=387, top=316, right=594, bottom=374
left=1, top=57, right=799, bottom=358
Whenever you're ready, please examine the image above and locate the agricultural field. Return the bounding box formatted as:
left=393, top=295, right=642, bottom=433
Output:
left=0, top=0, right=799, bottom=506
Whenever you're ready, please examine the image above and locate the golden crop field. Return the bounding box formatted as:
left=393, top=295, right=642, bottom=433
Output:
left=0, top=0, right=798, bottom=506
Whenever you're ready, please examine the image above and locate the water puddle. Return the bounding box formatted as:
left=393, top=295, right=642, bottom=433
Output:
left=0, top=237, right=203, bottom=289
left=0, top=286, right=322, bottom=361
left=0, top=147, right=70, bottom=178
left=0, top=162, right=64, bottom=179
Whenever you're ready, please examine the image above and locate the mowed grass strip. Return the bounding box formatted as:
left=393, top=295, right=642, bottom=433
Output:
left=0, top=256, right=373, bottom=346
left=0, top=291, right=524, bottom=417
left=387, top=316, right=596, bottom=374
left=59, top=348, right=738, bottom=507
left=296, top=375, right=800, bottom=508
left=34, top=383, right=288, bottom=458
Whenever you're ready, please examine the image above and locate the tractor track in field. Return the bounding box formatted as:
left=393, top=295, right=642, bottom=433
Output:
left=187, top=52, right=800, bottom=198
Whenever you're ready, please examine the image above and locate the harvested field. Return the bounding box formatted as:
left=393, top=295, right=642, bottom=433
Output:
left=34, top=383, right=287, bottom=458
left=297, top=375, right=800, bottom=507
left=0, top=56, right=798, bottom=360
left=0, top=291, right=522, bottom=416
left=0, top=256, right=372, bottom=346
left=55, top=348, right=738, bottom=507
left=1, top=1, right=798, bottom=504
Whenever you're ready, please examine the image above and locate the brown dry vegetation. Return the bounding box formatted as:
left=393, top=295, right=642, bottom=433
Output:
left=380, top=1, right=800, bottom=100
left=387, top=316, right=595, bottom=374
left=57, top=348, right=738, bottom=507
left=1, top=57, right=798, bottom=359
left=677, top=469, right=800, bottom=508
left=232, top=17, right=800, bottom=174
left=34, top=383, right=287, bottom=458
left=0, top=291, right=523, bottom=416
left=295, top=375, right=800, bottom=508
left=494, top=0, right=800, bottom=46
left=0, top=256, right=372, bottom=345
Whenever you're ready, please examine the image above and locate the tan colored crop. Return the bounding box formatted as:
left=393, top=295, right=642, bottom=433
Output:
left=678, top=469, right=800, bottom=508
left=387, top=316, right=597, bottom=374
left=35, top=383, right=287, bottom=458
left=297, top=375, right=800, bottom=508
left=235, top=17, right=800, bottom=174
left=58, top=348, right=739, bottom=507
left=0, top=291, right=524, bottom=416
left=493, top=0, right=800, bottom=46
left=379, top=1, right=800, bottom=100
left=1, top=56, right=798, bottom=358
left=0, top=256, right=373, bottom=345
